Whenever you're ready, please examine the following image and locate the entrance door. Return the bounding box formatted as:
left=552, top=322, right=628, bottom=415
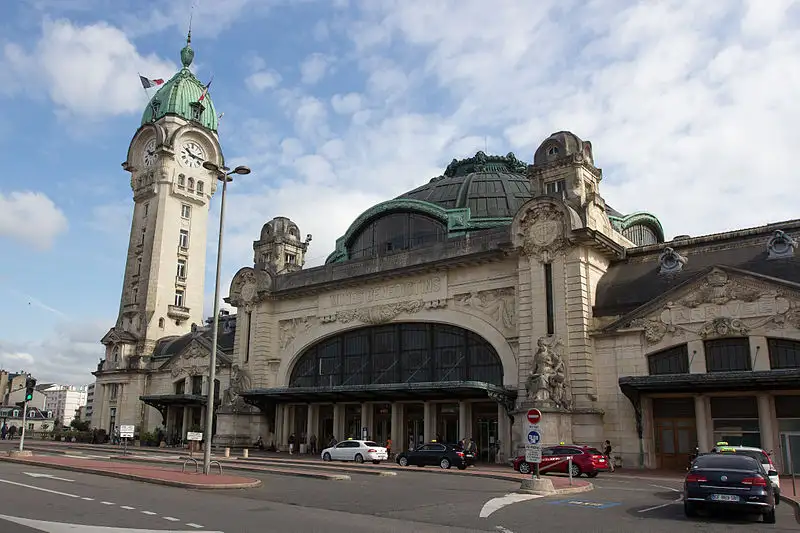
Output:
left=654, top=419, right=697, bottom=470
left=476, top=416, right=498, bottom=463
left=373, top=404, right=391, bottom=446
left=407, top=417, right=424, bottom=450
left=780, top=432, right=800, bottom=474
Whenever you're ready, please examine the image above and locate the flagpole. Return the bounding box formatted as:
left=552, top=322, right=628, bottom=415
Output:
left=138, top=72, right=156, bottom=123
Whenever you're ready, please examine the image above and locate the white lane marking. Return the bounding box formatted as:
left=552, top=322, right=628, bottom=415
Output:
left=0, top=478, right=79, bottom=498
left=163, top=517, right=180, bottom=522
left=120, top=506, right=135, bottom=510
left=479, top=493, right=544, bottom=518
left=141, top=511, right=157, bottom=515
left=650, top=484, right=680, bottom=492
left=186, top=524, right=204, bottom=529
left=495, top=526, right=516, bottom=533
left=101, top=501, right=115, bottom=505
left=24, top=472, right=75, bottom=482
left=638, top=496, right=683, bottom=513
left=82, top=497, right=94, bottom=501
left=0, top=512, right=223, bottom=533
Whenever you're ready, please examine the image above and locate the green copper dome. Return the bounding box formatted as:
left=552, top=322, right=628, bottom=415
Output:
left=141, top=34, right=218, bottom=132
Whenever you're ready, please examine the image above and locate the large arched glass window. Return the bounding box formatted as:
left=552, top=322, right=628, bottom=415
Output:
left=289, top=323, right=503, bottom=388
left=347, top=212, right=446, bottom=260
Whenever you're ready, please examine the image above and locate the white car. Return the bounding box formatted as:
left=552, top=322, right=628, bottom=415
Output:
left=710, top=443, right=781, bottom=502
left=321, top=439, right=388, bottom=464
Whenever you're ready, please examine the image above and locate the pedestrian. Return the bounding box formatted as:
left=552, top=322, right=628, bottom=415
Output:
left=603, top=440, right=615, bottom=472
left=386, top=435, right=392, bottom=459
left=1, top=423, right=6, bottom=441
left=310, top=434, right=317, bottom=454
left=288, top=433, right=296, bottom=455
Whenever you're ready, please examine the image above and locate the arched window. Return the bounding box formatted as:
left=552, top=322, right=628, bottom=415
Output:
left=188, top=178, right=195, bottom=191
left=177, top=174, right=185, bottom=188
left=623, top=224, right=659, bottom=246
left=289, top=323, right=503, bottom=388
left=347, top=212, right=446, bottom=260
left=196, top=181, right=204, bottom=194
left=158, top=317, right=165, bottom=328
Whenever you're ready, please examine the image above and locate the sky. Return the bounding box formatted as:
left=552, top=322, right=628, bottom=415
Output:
left=0, top=0, right=799, bottom=387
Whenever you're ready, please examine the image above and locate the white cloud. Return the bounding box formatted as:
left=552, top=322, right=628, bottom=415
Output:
left=330, top=92, right=363, bottom=114
left=0, top=19, right=175, bottom=118
left=300, top=53, right=331, bottom=84
left=0, top=191, right=68, bottom=250
left=0, top=319, right=107, bottom=386
left=246, top=69, right=282, bottom=92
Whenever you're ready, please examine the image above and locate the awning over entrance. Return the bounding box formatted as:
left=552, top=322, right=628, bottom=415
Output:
left=240, top=381, right=517, bottom=412
left=140, top=394, right=208, bottom=410
left=619, top=369, right=800, bottom=398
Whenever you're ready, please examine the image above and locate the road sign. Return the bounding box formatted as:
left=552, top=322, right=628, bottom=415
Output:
left=525, top=444, right=542, bottom=463
left=186, top=431, right=203, bottom=441
left=119, top=425, right=134, bottom=438
left=527, top=430, right=541, bottom=445
left=526, top=408, right=542, bottom=425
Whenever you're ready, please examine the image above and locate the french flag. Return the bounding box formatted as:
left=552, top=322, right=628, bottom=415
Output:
left=139, top=75, right=165, bottom=89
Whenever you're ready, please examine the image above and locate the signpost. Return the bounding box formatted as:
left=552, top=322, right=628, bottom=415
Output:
left=187, top=431, right=203, bottom=458
left=119, top=424, right=134, bottom=456
left=525, top=408, right=543, bottom=479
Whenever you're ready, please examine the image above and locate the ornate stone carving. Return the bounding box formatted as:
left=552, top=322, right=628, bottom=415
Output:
left=628, top=318, right=671, bottom=344
left=223, top=363, right=252, bottom=406
left=278, top=316, right=317, bottom=350
left=658, top=247, right=687, bottom=274
left=698, top=317, right=749, bottom=338
left=320, top=299, right=447, bottom=325
left=679, top=269, right=760, bottom=307
left=454, top=288, right=516, bottom=330
left=767, top=230, right=797, bottom=259
left=229, top=268, right=257, bottom=306
left=518, top=203, right=567, bottom=263
left=525, top=336, right=569, bottom=409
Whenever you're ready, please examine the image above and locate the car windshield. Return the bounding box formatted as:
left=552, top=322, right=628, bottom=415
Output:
left=363, top=441, right=378, bottom=447
left=693, top=454, right=758, bottom=470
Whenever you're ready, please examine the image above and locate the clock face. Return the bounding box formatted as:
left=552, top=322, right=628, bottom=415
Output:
left=142, top=139, right=158, bottom=167
left=179, top=140, right=206, bottom=168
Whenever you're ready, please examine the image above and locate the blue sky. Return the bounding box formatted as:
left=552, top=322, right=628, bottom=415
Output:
left=1, top=0, right=799, bottom=385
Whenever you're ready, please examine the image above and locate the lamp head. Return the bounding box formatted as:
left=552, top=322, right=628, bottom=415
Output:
left=233, top=165, right=251, bottom=175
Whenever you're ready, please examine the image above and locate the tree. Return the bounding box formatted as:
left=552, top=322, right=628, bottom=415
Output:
left=70, top=418, right=90, bottom=431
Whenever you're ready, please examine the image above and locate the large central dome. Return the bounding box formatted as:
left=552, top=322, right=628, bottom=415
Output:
left=397, top=151, right=531, bottom=219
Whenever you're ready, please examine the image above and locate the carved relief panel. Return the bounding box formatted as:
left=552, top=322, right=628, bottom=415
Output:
left=453, top=287, right=516, bottom=335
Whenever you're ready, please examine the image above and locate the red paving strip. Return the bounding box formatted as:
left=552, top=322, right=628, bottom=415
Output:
left=781, top=478, right=800, bottom=506
left=0, top=454, right=261, bottom=490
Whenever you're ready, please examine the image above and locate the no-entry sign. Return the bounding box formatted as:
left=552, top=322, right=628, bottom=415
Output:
left=526, top=408, right=542, bottom=425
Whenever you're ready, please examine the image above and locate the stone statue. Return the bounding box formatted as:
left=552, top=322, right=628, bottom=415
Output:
left=223, top=364, right=252, bottom=406
left=525, top=336, right=569, bottom=408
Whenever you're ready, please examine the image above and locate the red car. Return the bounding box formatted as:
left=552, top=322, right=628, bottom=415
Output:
left=512, top=445, right=610, bottom=478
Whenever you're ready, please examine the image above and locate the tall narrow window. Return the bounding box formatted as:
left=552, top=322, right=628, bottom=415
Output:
left=136, top=257, right=141, bottom=275
left=179, top=229, right=189, bottom=249
left=143, top=203, right=149, bottom=217
left=188, top=178, right=195, bottom=191
left=181, top=204, right=191, bottom=219
left=132, top=287, right=138, bottom=303
left=244, top=311, right=253, bottom=363
left=174, top=289, right=185, bottom=307
left=178, top=174, right=186, bottom=188
left=176, top=259, right=187, bottom=280
left=544, top=263, right=555, bottom=335
left=140, top=226, right=146, bottom=245
left=197, top=181, right=204, bottom=194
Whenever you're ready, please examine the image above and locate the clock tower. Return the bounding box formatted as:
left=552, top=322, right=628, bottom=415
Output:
left=101, top=33, right=224, bottom=362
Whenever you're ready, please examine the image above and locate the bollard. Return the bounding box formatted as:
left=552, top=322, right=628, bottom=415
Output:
left=243, top=448, right=249, bottom=458
left=568, top=457, right=573, bottom=486
left=224, top=447, right=230, bottom=458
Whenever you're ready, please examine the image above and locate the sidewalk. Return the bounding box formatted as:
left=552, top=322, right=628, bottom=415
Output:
left=0, top=453, right=262, bottom=490
left=780, top=478, right=800, bottom=508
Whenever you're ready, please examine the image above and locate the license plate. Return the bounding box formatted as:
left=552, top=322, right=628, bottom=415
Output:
left=710, top=494, right=739, bottom=502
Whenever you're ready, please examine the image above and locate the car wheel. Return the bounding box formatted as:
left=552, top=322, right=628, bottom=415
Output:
left=440, top=458, right=451, bottom=469
left=587, top=472, right=598, bottom=478
left=763, top=508, right=776, bottom=524
left=322, top=452, right=331, bottom=461
left=569, top=463, right=581, bottom=477
left=683, top=501, right=697, bottom=518
left=398, top=457, right=409, bottom=467
left=518, top=462, right=531, bottom=475
left=372, top=460, right=381, bottom=464
left=354, top=454, right=364, bottom=464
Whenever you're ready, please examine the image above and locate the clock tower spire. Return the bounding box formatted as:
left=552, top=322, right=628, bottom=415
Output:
left=101, top=35, right=224, bottom=362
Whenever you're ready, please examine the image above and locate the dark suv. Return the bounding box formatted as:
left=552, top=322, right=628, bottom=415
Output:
left=396, top=442, right=468, bottom=470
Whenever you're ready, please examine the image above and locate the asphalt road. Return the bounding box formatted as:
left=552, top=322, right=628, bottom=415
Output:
left=0, top=460, right=797, bottom=532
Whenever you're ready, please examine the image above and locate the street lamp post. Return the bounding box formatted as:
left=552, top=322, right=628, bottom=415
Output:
left=201, top=161, right=251, bottom=475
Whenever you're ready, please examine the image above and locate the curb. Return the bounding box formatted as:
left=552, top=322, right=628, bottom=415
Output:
left=236, top=458, right=396, bottom=477
left=109, top=454, right=352, bottom=481
left=518, top=481, right=594, bottom=496
left=780, top=495, right=800, bottom=524
left=0, top=456, right=262, bottom=490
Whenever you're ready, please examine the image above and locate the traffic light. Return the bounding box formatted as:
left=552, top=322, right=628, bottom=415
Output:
left=24, top=377, right=36, bottom=402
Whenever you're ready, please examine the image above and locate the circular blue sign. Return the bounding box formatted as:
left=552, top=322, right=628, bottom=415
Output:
left=527, top=430, right=541, bottom=445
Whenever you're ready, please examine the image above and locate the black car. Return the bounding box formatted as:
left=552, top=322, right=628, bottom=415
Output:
left=396, top=442, right=468, bottom=470
left=684, top=453, right=777, bottom=523
left=448, top=442, right=476, bottom=466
